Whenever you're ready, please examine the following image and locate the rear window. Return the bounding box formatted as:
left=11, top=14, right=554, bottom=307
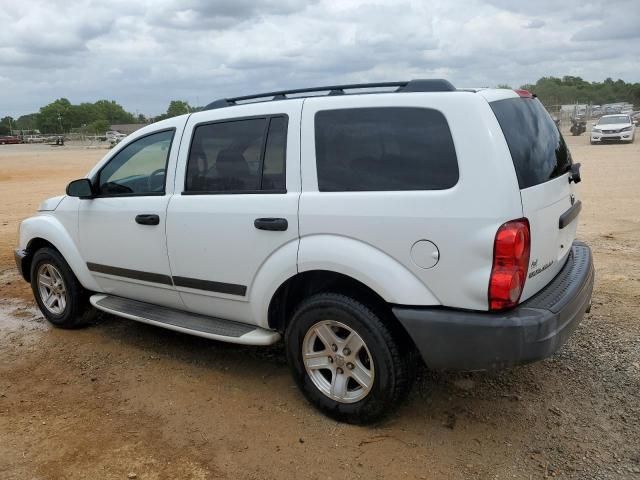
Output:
left=491, top=98, right=571, bottom=189
left=314, top=107, right=459, bottom=192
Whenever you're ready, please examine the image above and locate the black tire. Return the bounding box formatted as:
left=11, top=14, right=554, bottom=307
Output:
left=30, top=247, right=96, bottom=328
left=285, top=293, right=415, bottom=424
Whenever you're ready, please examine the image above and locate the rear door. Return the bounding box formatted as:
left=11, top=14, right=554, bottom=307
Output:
left=490, top=95, right=578, bottom=301
left=165, top=101, right=302, bottom=325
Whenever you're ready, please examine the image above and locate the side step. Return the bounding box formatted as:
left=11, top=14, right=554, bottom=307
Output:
left=90, top=294, right=280, bottom=346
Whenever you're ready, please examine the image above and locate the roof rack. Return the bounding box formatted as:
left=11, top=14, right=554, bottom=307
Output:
left=204, top=79, right=456, bottom=110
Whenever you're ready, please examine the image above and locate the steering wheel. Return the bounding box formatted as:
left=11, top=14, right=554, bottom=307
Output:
left=147, top=168, right=166, bottom=192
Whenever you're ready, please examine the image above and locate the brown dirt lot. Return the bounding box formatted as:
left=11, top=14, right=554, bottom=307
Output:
left=0, top=136, right=639, bottom=479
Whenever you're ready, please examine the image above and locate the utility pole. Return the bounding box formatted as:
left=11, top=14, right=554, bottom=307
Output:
left=57, top=114, right=63, bottom=134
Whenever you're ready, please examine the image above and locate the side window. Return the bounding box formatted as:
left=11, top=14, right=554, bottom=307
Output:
left=314, top=107, right=459, bottom=192
left=98, top=130, right=174, bottom=196
left=185, top=116, right=287, bottom=193
left=490, top=98, right=571, bottom=189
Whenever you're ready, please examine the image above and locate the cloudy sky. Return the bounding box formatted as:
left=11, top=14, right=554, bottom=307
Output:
left=1, top=0, right=638, bottom=117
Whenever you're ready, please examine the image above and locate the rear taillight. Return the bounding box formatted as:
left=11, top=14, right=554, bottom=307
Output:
left=489, top=219, right=531, bottom=311
left=514, top=89, right=534, bottom=98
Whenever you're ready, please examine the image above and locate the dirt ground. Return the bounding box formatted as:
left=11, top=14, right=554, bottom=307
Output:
left=0, top=135, right=639, bottom=480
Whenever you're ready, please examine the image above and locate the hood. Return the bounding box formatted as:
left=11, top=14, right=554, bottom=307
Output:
left=594, top=122, right=632, bottom=130
left=38, top=195, right=65, bottom=211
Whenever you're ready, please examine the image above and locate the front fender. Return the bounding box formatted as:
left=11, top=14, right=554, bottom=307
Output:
left=298, top=234, right=440, bottom=306
left=19, top=214, right=101, bottom=291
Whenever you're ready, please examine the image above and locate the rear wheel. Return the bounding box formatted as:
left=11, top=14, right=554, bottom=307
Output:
left=285, top=293, right=415, bottom=424
left=30, top=247, right=96, bottom=328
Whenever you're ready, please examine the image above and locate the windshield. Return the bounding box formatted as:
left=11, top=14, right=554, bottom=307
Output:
left=598, top=116, right=630, bottom=125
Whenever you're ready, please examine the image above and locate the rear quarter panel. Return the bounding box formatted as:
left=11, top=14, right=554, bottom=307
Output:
left=299, top=92, right=523, bottom=310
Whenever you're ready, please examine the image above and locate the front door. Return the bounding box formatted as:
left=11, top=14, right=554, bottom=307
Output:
left=79, top=126, right=183, bottom=309
left=166, top=102, right=302, bottom=326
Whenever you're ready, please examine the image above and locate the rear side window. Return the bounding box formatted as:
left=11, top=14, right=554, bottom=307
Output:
left=491, top=98, right=571, bottom=189
left=185, top=115, right=287, bottom=193
left=314, top=107, right=458, bottom=192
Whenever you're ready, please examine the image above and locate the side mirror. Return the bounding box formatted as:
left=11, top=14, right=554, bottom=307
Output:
left=66, top=178, right=94, bottom=198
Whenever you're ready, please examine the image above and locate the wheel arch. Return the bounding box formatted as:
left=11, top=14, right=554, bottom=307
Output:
left=21, top=237, right=58, bottom=282
left=19, top=216, right=100, bottom=291
left=267, top=270, right=412, bottom=344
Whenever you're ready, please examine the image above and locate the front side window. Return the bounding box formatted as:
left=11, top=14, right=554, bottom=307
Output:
left=185, top=116, right=287, bottom=193
left=98, top=130, right=174, bottom=196
left=314, top=107, right=459, bottom=192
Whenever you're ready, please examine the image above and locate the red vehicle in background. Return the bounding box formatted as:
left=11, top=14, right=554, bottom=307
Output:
left=0, top=136, right=22, bottom=145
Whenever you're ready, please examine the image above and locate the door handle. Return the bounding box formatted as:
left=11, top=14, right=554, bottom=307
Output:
left=135, top=214, right=160, bottom=225
left=254, top=218, right=288, bottom=231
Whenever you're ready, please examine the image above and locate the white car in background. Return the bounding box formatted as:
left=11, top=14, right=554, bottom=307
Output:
left=591, top=114, right=635, bottom=144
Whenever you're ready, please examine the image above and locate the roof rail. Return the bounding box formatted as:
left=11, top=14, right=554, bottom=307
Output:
left=204, top=79, right=456, bottom=110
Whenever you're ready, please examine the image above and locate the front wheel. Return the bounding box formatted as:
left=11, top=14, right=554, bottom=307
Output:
left=30, top=247, right=96, bottom=328
left=285, top=293, right=415, bottom=424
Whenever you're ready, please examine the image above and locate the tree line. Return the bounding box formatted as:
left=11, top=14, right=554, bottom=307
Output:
left=0, top=99, right=198, bottom=136
left=2, top=76, right=638, bottom=136
left=520, top=76, right=640, bottom=108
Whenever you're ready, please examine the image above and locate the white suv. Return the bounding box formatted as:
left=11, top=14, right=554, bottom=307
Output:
left=15, top=80, right=594, bottom=423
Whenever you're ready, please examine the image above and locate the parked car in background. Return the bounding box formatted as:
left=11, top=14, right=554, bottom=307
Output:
left=15, top=80, right=594, bottom=423
left=106, top=130, right=127, bottom=147
left=0, top=135, right=22, bottom=145
left=106, top=130, right=127, bottom=141
left=24, top=135, right=46, bottom=143
left=591, top=114, right=635, bottom=144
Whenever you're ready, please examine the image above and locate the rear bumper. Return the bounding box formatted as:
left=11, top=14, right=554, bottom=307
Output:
left=393, top=241, right=594, bottom=371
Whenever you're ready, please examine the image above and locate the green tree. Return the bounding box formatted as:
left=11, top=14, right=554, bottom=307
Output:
left=0, top=116, right=15, bottom=134
left=93, top=99, right=136, bottom=124
left=15, top=114, right=39, bottom=131
left=153, top=100, right=192, bottom=122
left=166, top=100, right=191, bottom=117
left=34, top=98, right=136, bottom=133
left=88, top=119, right=111, bottom=134
left=36, top=98, right=73, bottom=133
left=520, top=76, right=640, bottom=107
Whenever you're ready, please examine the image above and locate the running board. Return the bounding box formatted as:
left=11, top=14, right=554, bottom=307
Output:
left=90, top=294, right=280, bottom=346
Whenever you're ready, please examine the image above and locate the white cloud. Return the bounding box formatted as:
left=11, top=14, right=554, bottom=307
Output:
left=0, top=0, right=638, bottom=117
